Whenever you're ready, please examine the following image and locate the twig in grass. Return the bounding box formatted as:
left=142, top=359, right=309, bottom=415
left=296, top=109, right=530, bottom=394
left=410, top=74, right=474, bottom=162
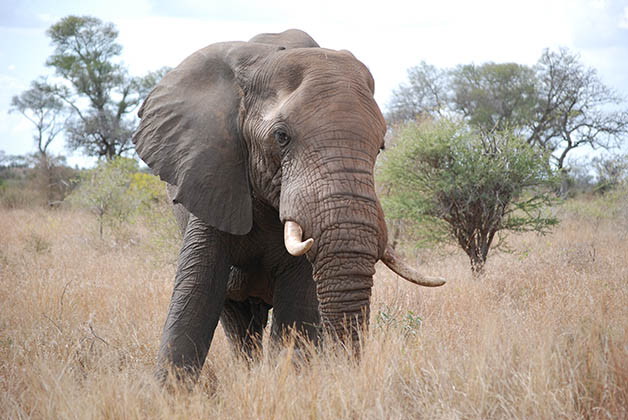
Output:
left=89, top=322, right=109, bottom=347
left=58, top=279, right=73, bottom=318
left=42, top=313, right=63, bottom=333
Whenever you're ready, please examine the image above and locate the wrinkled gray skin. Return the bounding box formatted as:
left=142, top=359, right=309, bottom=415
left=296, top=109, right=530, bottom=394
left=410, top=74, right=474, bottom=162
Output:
left=134, top=29, right=393, bottom=382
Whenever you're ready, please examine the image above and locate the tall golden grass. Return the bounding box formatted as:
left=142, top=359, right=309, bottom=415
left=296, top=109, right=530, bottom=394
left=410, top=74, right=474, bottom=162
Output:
left=1, top=202, right=626, bottom=419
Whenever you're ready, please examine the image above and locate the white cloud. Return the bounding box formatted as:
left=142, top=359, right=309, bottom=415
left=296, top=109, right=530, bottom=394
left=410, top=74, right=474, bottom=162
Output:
left=620, top=6, right=628, bottom=29
left=0, top=73, right=26, bottom=91
left=37, top=13, right=56, bottom=24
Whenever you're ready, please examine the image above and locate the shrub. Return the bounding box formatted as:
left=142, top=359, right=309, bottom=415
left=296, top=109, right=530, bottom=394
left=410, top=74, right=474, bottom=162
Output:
left=378, top=119, right=559, bottom=274
left=0, top=179, right=46, bottom=209
left=68, top=157, right=167, bottom=239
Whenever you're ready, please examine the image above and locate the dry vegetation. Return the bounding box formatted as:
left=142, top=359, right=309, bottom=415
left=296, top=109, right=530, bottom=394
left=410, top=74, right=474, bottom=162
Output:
left=1, top=199, right=627, bottom=419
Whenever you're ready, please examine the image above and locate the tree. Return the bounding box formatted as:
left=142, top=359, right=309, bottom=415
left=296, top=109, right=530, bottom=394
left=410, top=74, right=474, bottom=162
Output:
left=387, top=62, right=449, bottom=123
left=529, top=48, right=628, bottom=170
left=10, top=78, right=66, bottom=203
left=388, top=49, right=628, bottom=170
left=378, top=119, right=558, bottom=275
left=45, top=15, right=170, bottom=159
left=451, top=62, right=538, bottom=133
left=10, top=78, right=64, bottom=157
left=591, top=153, right=628, bottom=194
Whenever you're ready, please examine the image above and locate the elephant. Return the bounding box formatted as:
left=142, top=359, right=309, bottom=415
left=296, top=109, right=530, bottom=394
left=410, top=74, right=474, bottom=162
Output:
left=133, top=29, right=445, bottom=382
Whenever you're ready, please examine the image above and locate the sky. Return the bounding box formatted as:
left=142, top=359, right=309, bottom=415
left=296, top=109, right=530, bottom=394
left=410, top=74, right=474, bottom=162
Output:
left=1, top=0, right=628, bottom=166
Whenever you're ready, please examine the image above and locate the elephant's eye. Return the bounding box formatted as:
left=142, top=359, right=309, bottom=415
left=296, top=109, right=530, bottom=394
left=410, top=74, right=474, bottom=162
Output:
left=274, top=129, right=291, bottom=147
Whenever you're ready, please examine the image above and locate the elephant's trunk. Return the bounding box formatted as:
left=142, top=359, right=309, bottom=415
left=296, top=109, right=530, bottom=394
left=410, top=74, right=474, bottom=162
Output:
left=305, top=194, right=384, bottom=345
left=313, top=246, right=375, bottom=344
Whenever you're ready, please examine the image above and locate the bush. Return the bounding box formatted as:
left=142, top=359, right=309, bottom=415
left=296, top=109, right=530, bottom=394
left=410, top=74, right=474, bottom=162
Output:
left=0, top=154, right=77, bottom=208
left=378, top=119, right=559, bottom=274
left=0, top=179, right=46, bottom=209
left=561, top=181, right=628, bottom=233
left=68, top=157, right=168, bottom=239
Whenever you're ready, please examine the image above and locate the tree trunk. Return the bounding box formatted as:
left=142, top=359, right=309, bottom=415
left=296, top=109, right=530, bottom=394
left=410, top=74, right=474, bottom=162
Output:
left=390, top=219, right=401, bottom=250
left=99, top=213, right=104, bottom=240
left=44, top=155, right=54, bottom=204
left=465, top=240, right=487, bottom=277
left=469, top=254, right=486, bottom=277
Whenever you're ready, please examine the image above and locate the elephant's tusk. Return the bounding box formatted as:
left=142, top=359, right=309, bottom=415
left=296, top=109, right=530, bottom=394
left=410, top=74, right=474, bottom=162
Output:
left=381, top=245, right=446, bottom=287
left=284, top=221, right=314, bottom=256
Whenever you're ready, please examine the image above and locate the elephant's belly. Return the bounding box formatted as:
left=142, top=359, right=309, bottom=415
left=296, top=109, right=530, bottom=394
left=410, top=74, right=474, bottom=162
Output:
left=226, top=265, right=274, bottom=305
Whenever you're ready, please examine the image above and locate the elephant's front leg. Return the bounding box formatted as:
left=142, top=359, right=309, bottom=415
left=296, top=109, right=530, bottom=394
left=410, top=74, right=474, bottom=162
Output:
left=156, top=215, right=230, bottom=383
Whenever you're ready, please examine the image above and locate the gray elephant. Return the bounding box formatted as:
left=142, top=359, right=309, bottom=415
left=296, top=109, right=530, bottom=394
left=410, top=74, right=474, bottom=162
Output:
left=133, top=29, right=445, bottom=382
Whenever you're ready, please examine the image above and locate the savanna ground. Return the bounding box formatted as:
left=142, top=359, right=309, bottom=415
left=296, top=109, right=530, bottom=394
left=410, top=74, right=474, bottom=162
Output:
left=1, top=196, right=627, bottom=419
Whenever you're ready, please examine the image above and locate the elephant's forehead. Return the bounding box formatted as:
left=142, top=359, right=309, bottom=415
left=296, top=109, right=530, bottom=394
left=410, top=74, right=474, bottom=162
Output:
left=260, top=48, right=376, bottom=104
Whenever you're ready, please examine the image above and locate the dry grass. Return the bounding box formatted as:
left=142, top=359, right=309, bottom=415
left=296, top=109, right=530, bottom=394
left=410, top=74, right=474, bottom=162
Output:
left=1, top=203, right=627, bottom=419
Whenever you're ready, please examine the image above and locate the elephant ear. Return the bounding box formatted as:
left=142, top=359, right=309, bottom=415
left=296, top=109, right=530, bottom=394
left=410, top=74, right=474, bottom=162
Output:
left=134, top=42, right=279, bottom=235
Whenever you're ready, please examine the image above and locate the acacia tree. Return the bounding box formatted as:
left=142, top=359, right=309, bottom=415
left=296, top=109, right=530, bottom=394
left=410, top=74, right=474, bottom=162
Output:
left=45, top=15, right=169, bottom=159
left=10, top=78, right=66, bottom=202
left=378, top=119, right=558, bottom=275
left=388, top=49, right=628, bottom=170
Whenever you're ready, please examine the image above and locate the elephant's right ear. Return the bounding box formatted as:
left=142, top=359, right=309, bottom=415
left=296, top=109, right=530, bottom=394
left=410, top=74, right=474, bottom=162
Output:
left=134, top=42, right=279, bottom=235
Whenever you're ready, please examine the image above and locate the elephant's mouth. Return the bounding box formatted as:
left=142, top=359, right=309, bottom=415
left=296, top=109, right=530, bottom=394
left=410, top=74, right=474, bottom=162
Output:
left=283, top=220, right=445, bottom=287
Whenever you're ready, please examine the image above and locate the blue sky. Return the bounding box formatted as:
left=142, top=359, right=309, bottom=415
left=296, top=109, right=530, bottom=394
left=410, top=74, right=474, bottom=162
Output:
left=1, top=0, right=627, bottom=166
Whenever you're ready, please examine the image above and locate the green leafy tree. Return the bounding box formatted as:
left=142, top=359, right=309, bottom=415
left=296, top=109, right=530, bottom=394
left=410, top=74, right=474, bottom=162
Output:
left=388, top=49, right=628, bottom=171
left=45, top=15, right=170, bottom=159
left=378, top=119, right=558, bottom=274
left=450, top=63, right=538, bottom=133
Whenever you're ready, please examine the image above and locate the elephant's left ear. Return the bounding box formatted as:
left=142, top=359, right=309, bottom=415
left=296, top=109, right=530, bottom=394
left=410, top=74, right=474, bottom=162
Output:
left=134, top=42, right=279, bottom=235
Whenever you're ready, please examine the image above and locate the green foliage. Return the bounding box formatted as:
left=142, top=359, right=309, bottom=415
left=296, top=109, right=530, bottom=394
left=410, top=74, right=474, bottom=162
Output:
left=68, top=157, right=167, bottom=238
left=376, top=307, right=423, bottom=336
left=47, top=16, right=123, bottom=89
left=388, top=49, right=628, bottom=171
left=129, top=172, right=167, bottom=205
left=43, top=15, right=169, bottom=159
left=379, top=119, right=559, bottom=274
left=451, top=62, right=537, bottom=133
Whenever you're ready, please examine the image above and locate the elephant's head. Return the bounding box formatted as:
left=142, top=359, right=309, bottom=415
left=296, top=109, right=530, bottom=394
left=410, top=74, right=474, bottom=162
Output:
left=134, top=29, right=444, bottom=344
